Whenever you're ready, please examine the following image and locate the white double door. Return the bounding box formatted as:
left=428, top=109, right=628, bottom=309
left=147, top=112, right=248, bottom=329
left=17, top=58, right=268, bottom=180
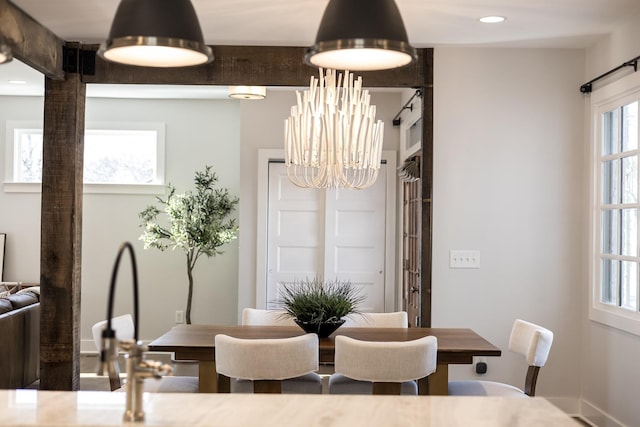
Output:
left=265, top=161, right=391, bottom=312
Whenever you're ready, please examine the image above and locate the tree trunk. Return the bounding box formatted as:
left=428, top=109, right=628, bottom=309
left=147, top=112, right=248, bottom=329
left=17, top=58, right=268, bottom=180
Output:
left=186, top=257, right=194, bottom=324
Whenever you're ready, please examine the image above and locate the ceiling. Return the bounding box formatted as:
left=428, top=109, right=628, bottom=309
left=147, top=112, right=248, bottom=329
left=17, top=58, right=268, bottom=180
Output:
left=11, top=0, right=640, bottom=49
left=3, top=0, right=640, bottom=97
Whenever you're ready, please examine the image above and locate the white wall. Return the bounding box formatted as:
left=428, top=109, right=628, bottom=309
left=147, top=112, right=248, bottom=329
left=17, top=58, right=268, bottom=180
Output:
left=0, top=96, right=44, bottom=284
left=0, top=95, right=241, bottom=344
left=582, top=12, right=640, bottom=427
left=433, top=48, right=585, bottom=407
left=84, top=97, right=241, bottom=340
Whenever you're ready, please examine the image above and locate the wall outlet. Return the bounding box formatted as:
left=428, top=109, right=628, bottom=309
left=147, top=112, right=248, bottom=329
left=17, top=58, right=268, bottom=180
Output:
left=474, top=356, right=488, bottom=375
left=175, top=310, right=185, bottom=324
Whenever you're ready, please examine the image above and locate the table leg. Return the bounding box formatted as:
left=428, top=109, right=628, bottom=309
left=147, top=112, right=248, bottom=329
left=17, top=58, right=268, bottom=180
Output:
left=198, top=360, right=217, bottom=393
left=428, top=364, right=449, bottom=395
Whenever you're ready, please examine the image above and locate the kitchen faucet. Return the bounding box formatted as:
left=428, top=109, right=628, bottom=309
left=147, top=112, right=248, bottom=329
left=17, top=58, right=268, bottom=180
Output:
left=97, top=242, right=172, bottom=422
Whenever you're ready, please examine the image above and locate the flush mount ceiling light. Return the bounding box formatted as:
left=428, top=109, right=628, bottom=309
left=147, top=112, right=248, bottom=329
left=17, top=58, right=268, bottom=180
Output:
left=98, top=0, right=213, bottom=67
left=305, top=0, right=416, bottom=71
left=228, top=86, right=267, bottom=100
left=479, top=16, right=506, bottom=23
left=284, top=69, right=384, bottom=189
left=0, top=41, right=12, bottom=64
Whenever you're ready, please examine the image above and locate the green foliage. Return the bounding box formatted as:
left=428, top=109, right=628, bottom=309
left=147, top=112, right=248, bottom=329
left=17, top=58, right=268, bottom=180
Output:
left=138, top=165, right=239, bottom=324
left=139, top=166, right=238, bottom=260
left=278, top=277, right=364, bottom=324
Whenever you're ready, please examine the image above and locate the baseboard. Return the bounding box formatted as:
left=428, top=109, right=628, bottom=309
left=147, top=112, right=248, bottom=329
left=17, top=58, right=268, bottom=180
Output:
left=81, top=339, right=98, bottom=353
left=545, top=397, right=581, bottom=415
left=580, top=400, right=626, bottom=427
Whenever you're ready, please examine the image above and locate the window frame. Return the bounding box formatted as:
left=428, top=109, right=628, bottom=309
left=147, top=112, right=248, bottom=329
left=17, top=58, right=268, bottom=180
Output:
left=590, top=71, right=640, bottom=336
left=4, top=120, right=166, bottom=194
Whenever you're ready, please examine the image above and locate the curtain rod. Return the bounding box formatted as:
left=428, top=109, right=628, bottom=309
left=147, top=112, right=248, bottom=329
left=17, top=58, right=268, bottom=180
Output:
left=392, top=89, right=422, bottom=126
left=580, top=54, right=640, bottom=93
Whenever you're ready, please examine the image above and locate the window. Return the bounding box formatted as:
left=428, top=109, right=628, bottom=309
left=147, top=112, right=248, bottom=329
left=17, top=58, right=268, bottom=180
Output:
left=4, top=121, right=165, bottom=194
left=591, top=72, right=640, bottom=336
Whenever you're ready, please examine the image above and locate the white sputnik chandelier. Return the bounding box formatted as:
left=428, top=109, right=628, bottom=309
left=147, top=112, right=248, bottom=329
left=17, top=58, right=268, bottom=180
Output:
left=284, top=68, right=384, bottom=189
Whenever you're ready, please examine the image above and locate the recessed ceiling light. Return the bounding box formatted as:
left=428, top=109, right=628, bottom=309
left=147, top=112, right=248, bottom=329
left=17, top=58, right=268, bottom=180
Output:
left=479, top=16, right=506, bottom=24
left=9, top=80, right=27, bottom=85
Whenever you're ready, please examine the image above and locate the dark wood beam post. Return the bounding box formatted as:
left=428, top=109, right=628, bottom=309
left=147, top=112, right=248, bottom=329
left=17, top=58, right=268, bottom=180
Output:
left=83, top=45, right=429, bottom=88
left=0, top=0, right=64, bottom=79
left=40, top=49, right=85, bottom=390
left=420, top=50, right=434, bottom=327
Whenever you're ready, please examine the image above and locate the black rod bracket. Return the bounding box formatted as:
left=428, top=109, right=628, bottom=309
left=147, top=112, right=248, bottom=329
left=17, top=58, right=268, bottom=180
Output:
left=580, top=55, right=640, bottom=94
left=392, top=88, right=423, bottom=126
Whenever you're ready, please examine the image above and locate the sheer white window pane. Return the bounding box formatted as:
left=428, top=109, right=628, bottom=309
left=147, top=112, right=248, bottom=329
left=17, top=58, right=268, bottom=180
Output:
left=84, top=130, right=157, bottom=184
left=601, top=259, right=618, bottom=305
left=601, top=209, right=619, bottom=255
left=602, top=159, right=620, bottom=204
left=591, top=73, right=640, bottom=336
left=622, top=101, right=638, bottom=152
left=16, top=130, right=43, bottom=182
left=622, top=208, right=638, bottom=257
left=602, top=109, right=619, bottom=155
left=10, top=126, right=163, bottom=187
left=621, top=261, right=638, bottom=310
left=622, top=156, right=638, bottom=203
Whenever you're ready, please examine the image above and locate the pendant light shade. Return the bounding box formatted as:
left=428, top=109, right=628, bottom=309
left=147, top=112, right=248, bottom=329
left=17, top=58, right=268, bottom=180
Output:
left=305, top=0, right=416, bottom=71
left=98, top=0, right=213, bottom=67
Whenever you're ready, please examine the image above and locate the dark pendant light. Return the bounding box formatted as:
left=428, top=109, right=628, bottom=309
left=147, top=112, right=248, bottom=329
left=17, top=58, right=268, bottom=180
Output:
left=305, top=0, right=417, bottom=71
left=98, top=0, right=213, bottom=67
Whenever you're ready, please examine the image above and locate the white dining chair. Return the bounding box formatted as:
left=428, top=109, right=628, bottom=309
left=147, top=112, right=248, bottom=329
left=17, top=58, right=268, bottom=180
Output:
left=215, top=333, right=322, bottom=393
left=448, top=319, right=554, bottom=397
left=241, top=307, right=296, bottom=326
left=342, top=311, right=408, bottom=328
left=328, top=335, right=437, bottom=395
left=92, top=314, right=199, bottom=393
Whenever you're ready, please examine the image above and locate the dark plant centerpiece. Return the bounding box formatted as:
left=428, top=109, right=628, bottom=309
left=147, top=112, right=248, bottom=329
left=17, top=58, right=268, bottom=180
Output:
left=278, top=277, right=364, bottom=338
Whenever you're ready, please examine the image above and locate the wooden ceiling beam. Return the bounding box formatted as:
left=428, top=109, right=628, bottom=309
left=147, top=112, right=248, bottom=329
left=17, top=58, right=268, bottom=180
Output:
left=0, top=0, right=65, bottom=80
left=82, top=45, right=432, bottom=88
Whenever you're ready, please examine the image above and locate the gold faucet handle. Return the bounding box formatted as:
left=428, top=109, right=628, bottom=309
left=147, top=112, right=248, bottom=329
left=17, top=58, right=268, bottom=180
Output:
left=118, top=338, right=146, bottom=353
left=137, top=359, right=173, bottom=379
left=144, top=360, right=173, bottom=374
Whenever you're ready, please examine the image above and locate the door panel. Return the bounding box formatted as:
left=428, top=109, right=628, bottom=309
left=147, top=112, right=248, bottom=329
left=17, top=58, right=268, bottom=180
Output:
left=324, top=167, right=387, bottom=312
left=266, top=162, right=388, bottom=312
left=266, top=163, right=323, bottom=308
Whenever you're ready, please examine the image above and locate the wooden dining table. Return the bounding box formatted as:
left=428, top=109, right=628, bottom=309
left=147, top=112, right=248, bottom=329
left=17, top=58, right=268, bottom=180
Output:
left=148, top=324, right=501, bottom=395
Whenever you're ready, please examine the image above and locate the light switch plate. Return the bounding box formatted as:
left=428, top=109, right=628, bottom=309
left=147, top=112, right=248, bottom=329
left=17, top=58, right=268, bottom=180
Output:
left=449, top=250, right=480, bottom=269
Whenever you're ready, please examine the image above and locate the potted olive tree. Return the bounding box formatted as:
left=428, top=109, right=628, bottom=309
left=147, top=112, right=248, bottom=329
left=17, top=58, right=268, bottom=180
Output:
left=139, top=165, right=238, bottom=324
left=277, top=277, right=364, bottom=337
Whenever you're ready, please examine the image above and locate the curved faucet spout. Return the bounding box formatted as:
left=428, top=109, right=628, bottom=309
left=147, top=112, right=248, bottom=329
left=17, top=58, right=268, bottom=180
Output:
left=99, top=242, right=158, bottom=423
left=106, top=242, right=140, bottom=340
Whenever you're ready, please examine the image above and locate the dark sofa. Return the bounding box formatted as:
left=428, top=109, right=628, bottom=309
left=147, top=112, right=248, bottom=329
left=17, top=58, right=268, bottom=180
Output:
left=0, top=287, right=40, bottom=389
